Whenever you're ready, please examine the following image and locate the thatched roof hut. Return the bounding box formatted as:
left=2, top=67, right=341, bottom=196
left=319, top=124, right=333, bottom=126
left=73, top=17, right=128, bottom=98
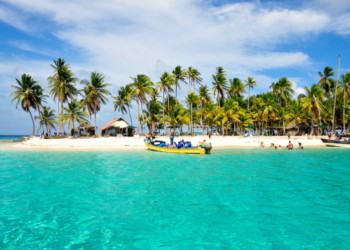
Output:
left=72, top=122, right=96, bottom=136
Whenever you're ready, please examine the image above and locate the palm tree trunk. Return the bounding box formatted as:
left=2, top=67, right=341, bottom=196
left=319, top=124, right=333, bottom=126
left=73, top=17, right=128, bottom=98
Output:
left=61, top=102, right=64, bottom=134
left=127, top=106, right=133, bottom=126
left=28, top=109, right=35, bottom=136
left=167, top=91, right=170, bottom=112
left=283, top=119, right=285, bottom=135
left=163, top=90, right=165, bottom=134
left=57, top=99, right=60, bottom=134
left=175, top=81, right=178, bottom=100
left=248, top=87, right=250, bottom=111
left=190, top=103, right=193, bottom=134
left=94, top=113, right=97, bottom=134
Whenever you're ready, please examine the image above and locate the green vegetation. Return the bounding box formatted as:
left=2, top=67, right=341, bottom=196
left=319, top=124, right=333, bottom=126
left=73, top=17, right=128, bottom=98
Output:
left=10, top=58, right=350, bottom=136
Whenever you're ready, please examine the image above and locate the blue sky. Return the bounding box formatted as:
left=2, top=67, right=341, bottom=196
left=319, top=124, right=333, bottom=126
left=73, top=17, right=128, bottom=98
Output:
left=1, top=0, right=350, bottom=135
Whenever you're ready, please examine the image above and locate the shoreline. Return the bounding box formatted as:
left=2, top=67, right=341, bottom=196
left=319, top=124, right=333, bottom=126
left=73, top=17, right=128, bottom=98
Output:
left=0, top=135, right=327, bottom=151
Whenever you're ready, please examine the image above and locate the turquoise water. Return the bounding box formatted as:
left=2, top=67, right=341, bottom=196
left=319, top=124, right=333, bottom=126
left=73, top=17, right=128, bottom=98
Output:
left=1, top=149, right=350, bottom=249
left=0, top=135, right=27, bottom=141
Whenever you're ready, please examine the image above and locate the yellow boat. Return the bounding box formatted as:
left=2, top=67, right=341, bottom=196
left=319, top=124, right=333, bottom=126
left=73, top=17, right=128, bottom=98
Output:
left=146, top=144, right=210, bottom=155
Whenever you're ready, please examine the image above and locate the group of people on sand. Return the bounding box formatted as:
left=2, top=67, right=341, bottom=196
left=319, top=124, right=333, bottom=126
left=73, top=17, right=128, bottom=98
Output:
left=260, top=141, right=304, bottom=150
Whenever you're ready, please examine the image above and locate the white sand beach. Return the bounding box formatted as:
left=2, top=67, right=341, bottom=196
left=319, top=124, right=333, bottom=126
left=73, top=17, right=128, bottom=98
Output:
left=10, top=135, right=326, bottom=150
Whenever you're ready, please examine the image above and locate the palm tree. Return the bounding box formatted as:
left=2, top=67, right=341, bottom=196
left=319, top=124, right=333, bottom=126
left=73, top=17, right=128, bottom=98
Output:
left=61, top=100, right=88, bottom=133
left=157, top=72, right=174, bottom=115
left=339, top=73, right=350, bottom=132
left=275, top=106, right=292, bottom=135
left=187, top=67, right=202, bottom=93
left=48, top=58, right=78, bottom=133
left=228, top=78, right=246, bottom=98
left=130, top=74, right=153, bottom=134
left=143, top=98, right=162, bottom=133
left=199, top=86, right=211, bottom=106
left=245, top=77, right=256, bottom=111
left=270, top=77, right=294, bottom=107
left=35, top=106, right=56, bottom=134
left=289, top=100, right=306, bottom=134
left=319, top=66, right=335, bottom=95
left=212, top=67, right=227, bottom=106
left=299, top=85, right=325, bottom=135
left=185, top=92, right=200, bottom=134
left=172, top=66, right=187, bottom=100
left=223, top=99, right=241, bottom=134
left=11, top=74, right=46, bottom=136
left=161, top=103, right=189, bottom=134
left=238, top=112, right=254, bottom=132
left=113, top=85, right=133, bottom=125
left=150, top=88, right=160, bottom=101
left=81, top=72, right=110, bottom=133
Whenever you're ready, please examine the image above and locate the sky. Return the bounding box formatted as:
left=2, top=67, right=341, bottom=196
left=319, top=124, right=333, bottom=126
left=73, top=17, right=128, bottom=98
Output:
left=0, top=0, right=350, bottom=135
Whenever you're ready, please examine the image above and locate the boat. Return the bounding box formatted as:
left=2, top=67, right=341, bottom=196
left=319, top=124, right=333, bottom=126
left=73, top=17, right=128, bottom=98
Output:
left=146, top=140, right=212, bottom=154
left=321, top=135, right=350, bottom=148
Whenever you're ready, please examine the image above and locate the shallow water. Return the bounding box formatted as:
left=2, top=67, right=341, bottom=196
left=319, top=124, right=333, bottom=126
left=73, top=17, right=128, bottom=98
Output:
left=1, top=148, right=350, bottom=249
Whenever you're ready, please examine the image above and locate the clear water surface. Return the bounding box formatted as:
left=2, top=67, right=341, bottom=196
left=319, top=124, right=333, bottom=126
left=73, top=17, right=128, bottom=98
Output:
left=0, top=148, right=350, bottom=249
left=0, top=135, right=27, bottom=141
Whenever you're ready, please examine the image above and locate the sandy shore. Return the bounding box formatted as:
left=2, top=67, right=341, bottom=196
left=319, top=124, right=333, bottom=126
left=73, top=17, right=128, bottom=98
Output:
left=6, top=135, right=326, bottom=151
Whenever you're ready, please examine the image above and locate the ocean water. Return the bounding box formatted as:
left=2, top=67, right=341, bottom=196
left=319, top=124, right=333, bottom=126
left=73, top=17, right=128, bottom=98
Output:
left=0, top=148, right=350, bottom=249
left=0, top=135, right=27, bottom=141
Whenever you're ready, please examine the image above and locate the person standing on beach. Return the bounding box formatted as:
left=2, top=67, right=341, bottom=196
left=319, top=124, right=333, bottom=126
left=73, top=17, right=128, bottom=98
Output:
left=287, top=141, right=293, bottom=150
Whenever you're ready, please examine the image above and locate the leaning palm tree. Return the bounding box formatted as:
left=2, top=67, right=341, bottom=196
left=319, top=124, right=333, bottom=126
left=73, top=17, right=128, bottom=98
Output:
left=130, top=74, right=153, bottom=133
left=11, top=74, right=46, bottom=136
left=81, top=72, right=110, bottom=133
left=60, top=100, right=88, bottom=133
left=35, top=106, right=56, bottom=134
left=245, top=77, right=256, bottom=111
left=228, top=78, right=246, bottom=98
left=299, top=85, right=325, bottom=135
left=172, top=66, right=187, bottom=100
left=48, top=58, right=78, bottom=133
left=319, top=66, right=335, bottom=95
left=113, top=85, right=133, bottom=126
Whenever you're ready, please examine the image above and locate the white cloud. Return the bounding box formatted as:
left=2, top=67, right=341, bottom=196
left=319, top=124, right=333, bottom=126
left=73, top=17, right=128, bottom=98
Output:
left=10, top=41, right=56, bottom=56
left=290, top=78, right=306, bottom=98
left=331, top=14, right=350, bottom=35
left=0, top=5, right=28, bottom=31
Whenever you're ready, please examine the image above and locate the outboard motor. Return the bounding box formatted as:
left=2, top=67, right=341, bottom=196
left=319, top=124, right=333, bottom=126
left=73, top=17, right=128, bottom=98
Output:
left=203, top=142, right=212, bottom=154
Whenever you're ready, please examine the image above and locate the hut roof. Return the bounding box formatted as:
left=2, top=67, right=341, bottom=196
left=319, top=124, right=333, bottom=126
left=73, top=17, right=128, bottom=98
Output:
left=78, top=122, right=95, bottom=129
left=101, top=118, right=129, bottom=131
